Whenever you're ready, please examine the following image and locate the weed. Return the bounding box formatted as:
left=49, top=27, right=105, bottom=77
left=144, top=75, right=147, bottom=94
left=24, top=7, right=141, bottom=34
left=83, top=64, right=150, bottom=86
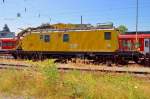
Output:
left=0, top=60, right=149, bottom=99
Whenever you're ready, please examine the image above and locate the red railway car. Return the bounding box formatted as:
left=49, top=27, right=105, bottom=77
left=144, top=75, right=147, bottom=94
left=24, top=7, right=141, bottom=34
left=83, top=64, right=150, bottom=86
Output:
left=0, top=38, right=17, bottom=50
left=119, top=34, right=150, bottom=55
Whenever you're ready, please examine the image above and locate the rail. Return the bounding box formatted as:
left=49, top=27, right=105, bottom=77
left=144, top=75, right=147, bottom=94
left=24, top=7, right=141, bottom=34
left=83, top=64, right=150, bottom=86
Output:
left=0, top=62, right=150, bottom=78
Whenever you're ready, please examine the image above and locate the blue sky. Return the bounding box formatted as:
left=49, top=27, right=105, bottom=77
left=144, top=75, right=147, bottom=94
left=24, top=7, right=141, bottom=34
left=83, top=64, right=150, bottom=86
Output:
left=0, top=0, right=150, bottom=33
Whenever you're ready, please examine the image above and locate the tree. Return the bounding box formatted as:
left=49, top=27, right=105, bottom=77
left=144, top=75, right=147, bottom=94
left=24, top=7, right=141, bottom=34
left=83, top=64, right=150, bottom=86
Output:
left=2, top=24, right=10, bottom=32
left=117, top=25, right=128, bottom=34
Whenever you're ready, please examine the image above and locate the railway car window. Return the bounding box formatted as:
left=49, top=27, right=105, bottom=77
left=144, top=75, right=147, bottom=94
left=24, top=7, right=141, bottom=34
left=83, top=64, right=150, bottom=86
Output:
left=44, top=35, right=50, bottom=42
left=2, top=43, right=6, bottom=47
left=2, top=42, right=14, bottom=47
left=128, top=41, right=131, bottom=47
left=104, top=32, right=111, bottom=40
left=137, top=42, right=141, bottom=47
left=145, top=41, right=149, bottom=47
left=123, top=40, right=128, bottom=47
left=63, top=34, right=69, bottom=42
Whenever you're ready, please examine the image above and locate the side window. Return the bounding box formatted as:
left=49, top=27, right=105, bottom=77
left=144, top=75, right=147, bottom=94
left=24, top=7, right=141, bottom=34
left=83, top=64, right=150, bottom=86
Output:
left=137, top=42, right=141, bottom=48
left=127, top=40, right=131, bottom=48
left=123, top=40, right=128, bottom=47
left=63, top=34, right=69, bottom=42
left=104, top=32, right=111, bottom=40
left=2, top=42, right=6, bottom=47
left=145, top=41, right=149, bottom=47
left=44, top=35, right=50, bottom=42
left=9, top=42, right=15, bottom=46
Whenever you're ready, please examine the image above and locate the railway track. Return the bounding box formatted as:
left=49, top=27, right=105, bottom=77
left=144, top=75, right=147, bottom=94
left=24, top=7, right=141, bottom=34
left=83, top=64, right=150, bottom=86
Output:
left=0, top=54, right=14, bottom=59
left=0, top=62, right=150, bottom=79
left=57, top=64, right=150, bottom=78
left=0, top=63, right=30, bottom=70
left=58, top=66, right=150, bottom=74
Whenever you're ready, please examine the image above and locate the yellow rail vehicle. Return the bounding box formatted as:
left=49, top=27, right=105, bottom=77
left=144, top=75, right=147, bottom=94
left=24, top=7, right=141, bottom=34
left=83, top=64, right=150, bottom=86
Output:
left=11, top=23, right=120, bottom=62
left=20, top=29, right=118, bottom=53
left=9, top=23, right=147, bottom=65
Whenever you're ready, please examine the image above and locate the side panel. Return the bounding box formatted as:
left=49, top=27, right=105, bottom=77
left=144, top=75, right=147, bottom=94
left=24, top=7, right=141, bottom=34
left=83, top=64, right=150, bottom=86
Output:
left=21, top=30, right=119, bottom=52
left=140, top=38, right=144, bottom=51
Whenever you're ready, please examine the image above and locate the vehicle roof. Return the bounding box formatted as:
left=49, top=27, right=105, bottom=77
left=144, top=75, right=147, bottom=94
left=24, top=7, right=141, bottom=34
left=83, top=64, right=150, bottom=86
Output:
left=0, top=38, right=17, bottom=41
left=126, top=31, right=150, bottom=34
left=119, top=34, right=150, bottom=39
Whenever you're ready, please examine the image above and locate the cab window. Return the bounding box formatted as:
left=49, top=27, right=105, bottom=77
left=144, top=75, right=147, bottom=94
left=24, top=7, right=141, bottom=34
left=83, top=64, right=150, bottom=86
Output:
left=104, top=32, right=111, bottom=40
left=44, top=35, right=50, bottom=42
left=63, top=34, right=69, bottom=42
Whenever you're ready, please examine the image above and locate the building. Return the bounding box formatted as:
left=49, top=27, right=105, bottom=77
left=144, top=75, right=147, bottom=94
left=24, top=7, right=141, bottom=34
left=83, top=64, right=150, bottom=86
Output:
left=0, top=31, right=15, bottom=38
left=0, top=24, right=15, bottom=38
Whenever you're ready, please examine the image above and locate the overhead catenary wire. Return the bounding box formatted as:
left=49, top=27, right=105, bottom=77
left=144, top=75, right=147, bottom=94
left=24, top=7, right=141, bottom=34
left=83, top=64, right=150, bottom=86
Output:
left=0, top=0, right=150, bottom=32
left=1, top=0, right=149, bottom=19
left=3, top=0, right=149, bottom=17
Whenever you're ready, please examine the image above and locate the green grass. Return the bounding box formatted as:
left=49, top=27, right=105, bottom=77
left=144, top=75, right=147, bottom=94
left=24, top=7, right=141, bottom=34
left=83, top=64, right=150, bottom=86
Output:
left=0, top=60, right=149, bottom=99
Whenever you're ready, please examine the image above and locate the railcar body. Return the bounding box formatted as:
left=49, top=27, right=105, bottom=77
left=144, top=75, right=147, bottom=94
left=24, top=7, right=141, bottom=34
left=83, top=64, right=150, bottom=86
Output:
left=11, top=26, right=121, bottom=63
left=19, top=29, right=119, bottom=53
left=0, top=38, right=17, bottom=50
left=119, top=34, right=150, bottom=55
